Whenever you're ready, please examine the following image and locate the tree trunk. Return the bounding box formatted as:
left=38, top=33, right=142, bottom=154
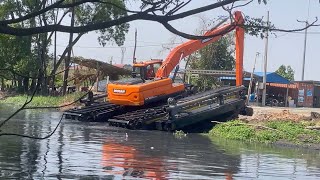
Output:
left=17, top=78, right=23, bottom=93
left=30, top=77, right=36, bottom=94
left=50, top=29, right=57, bottom=96
left=62, top=0, right=75, bottom=96
left=1, top=78, right=4, bottom=91
left=23, top=77, right=29, bottom=94
left=41, top=33, right=48, bottom=96
left=13, top=74, right=17, bottom=88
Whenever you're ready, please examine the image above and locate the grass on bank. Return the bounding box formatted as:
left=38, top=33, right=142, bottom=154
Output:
left=209, top=120, right=320, bottom=144
left=0, top=92, right=86, bottom=107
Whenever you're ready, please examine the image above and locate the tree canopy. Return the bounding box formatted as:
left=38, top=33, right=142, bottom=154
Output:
left=0, top=0, right=317, bottom=38
left=275, top=65, right=295, bottom=81
left=0, top=0, right=130, bottom=94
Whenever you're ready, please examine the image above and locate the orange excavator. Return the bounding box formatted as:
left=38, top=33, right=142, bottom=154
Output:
left=107, top=11, right=244, bottom=106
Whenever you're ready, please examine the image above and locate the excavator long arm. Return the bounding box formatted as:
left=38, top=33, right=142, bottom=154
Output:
left=155, top=11, right=244, bottom=86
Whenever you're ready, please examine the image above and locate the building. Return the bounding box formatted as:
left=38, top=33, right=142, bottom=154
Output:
left=221, top=72, right=296, bottom=107
left=293, top=81, right=320, bottom=108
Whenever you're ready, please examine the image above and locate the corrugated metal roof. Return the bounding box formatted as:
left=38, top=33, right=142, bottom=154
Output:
left=220, top=72, right=291, bottom=84
left=254, top=72, right=291, bottom=84
left=220, top=77, right=251, bottom=81
left=254, top=72, right=273, bottom=76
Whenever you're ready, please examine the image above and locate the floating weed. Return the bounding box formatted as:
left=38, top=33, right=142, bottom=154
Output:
left=174, top=130, right=187, bottom=139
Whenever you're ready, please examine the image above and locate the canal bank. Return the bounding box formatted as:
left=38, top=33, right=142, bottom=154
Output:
left=208, top=106, right=320, bottom=150
left=0, top=92, right=85, bottom=111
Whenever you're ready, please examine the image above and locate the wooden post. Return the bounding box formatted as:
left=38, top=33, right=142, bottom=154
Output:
left=96, top=62, right=99, bottom=92
left=247, top=52, right=260, bottom=105
left=285, top=84, right=289, bottom=107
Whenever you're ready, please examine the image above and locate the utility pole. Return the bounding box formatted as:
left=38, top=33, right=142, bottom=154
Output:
left=247, top=52, right=260, bottom=105
left=301, top=21, right=308, bottom=81
left=262, top=11, right=269, bottom=107
left=121, top=47, right=126, bottom=64
left=301, top=0, right=311, bottom=81
left=133, top=29, right=137, bottom=64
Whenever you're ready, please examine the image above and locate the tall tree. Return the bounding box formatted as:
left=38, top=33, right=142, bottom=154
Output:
left=276, top=65, right=294, bottom=81
left=50, top=0, right=130, bottom=94
left=0, top=0, right=130, bottom=95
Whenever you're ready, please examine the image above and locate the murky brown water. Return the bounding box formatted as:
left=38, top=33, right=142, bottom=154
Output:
left=1, top=104, right=320, bottom=179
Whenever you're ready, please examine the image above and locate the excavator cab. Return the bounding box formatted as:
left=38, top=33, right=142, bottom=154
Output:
left=131, top=60, right=162, bottom=80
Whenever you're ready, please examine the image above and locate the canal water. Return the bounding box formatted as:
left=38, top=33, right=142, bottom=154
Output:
left=0, top=104, right=320, bottom=179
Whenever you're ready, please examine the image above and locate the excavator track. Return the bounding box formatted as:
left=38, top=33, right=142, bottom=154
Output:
left=108, top=106, right=168, bottom=130
left=63, top=102, right=122, bottom=122
left=108, top=86, right=245, bottom=130
left=63, top=86, right=251, bottom=131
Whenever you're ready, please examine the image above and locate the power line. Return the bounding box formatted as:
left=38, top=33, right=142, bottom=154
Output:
left=286, top=31, right=320, bottom=34
left=51, top=31, right=320, bottom=49
left=51, top=42, right=182, bottom=49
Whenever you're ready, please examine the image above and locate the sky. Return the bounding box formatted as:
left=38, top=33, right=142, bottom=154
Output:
left=49, top=0, right=320, bottom=81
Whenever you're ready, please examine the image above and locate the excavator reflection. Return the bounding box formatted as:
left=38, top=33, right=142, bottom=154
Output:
left=101, top=141, right=168, bottom=179
left=101, top=135, right=240, bottom=179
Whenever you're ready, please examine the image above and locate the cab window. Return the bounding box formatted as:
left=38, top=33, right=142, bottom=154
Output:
left=153, top=63, right=161, bottom=73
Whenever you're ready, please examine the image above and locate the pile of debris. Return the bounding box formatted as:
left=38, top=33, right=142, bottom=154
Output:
left=240, top=109, right=313, bottom=122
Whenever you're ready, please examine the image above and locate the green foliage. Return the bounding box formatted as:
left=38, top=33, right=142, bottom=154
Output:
left=258, top=0, right=268, bottom=4
left=265, top=121, right=320, bottom=143
left=209, top=120, right=255, bottom=141
left=255, top=130, right=282, bottom=142
left=0, top=34, right=34, bottom=79
left=0, top=92, right=85, bottom=107
left=209, top=120, right=320, bottom=144
left=173, top=130, right=187, bottom=139
left=74, top=0, right=129, bottom=46
left=275, top=65, right=295, bottom=81
left=189, top=34, right=235, bottom=89
left=0, top=0, right=130, bottom=94
left=244, top=16, right=275, bottom=39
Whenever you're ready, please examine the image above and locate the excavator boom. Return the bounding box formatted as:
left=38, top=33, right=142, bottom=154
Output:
left=107, top=11, right=245, bottom=106
left=155, top=11, right=244, bottom=86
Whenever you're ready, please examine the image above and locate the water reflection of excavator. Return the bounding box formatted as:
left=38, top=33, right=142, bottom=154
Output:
left=64, top=11, right=252, bottom=129
left=101, top=142, right=168, bottom=179
left=101, top=135, right=240, bottom=179
left=107, top=11, right=244, bottom=106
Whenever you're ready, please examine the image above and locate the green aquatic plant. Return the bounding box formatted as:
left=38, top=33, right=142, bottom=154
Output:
left=208, top=120, right=320, bottom=144
left=174, top=130, right=187, bottom=139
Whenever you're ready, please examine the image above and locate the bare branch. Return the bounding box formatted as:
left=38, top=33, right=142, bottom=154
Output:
left=0, top=0, right=239, bottom=36
left=162, top=21, right=236, bottom=39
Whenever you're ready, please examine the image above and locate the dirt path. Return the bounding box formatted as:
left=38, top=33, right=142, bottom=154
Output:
left=252, top=106, right=320, bottom=116
left=240, top=106, right=320, bottom=123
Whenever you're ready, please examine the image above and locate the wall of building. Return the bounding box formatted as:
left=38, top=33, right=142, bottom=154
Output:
left=295, top=82, right=314, bottom=107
